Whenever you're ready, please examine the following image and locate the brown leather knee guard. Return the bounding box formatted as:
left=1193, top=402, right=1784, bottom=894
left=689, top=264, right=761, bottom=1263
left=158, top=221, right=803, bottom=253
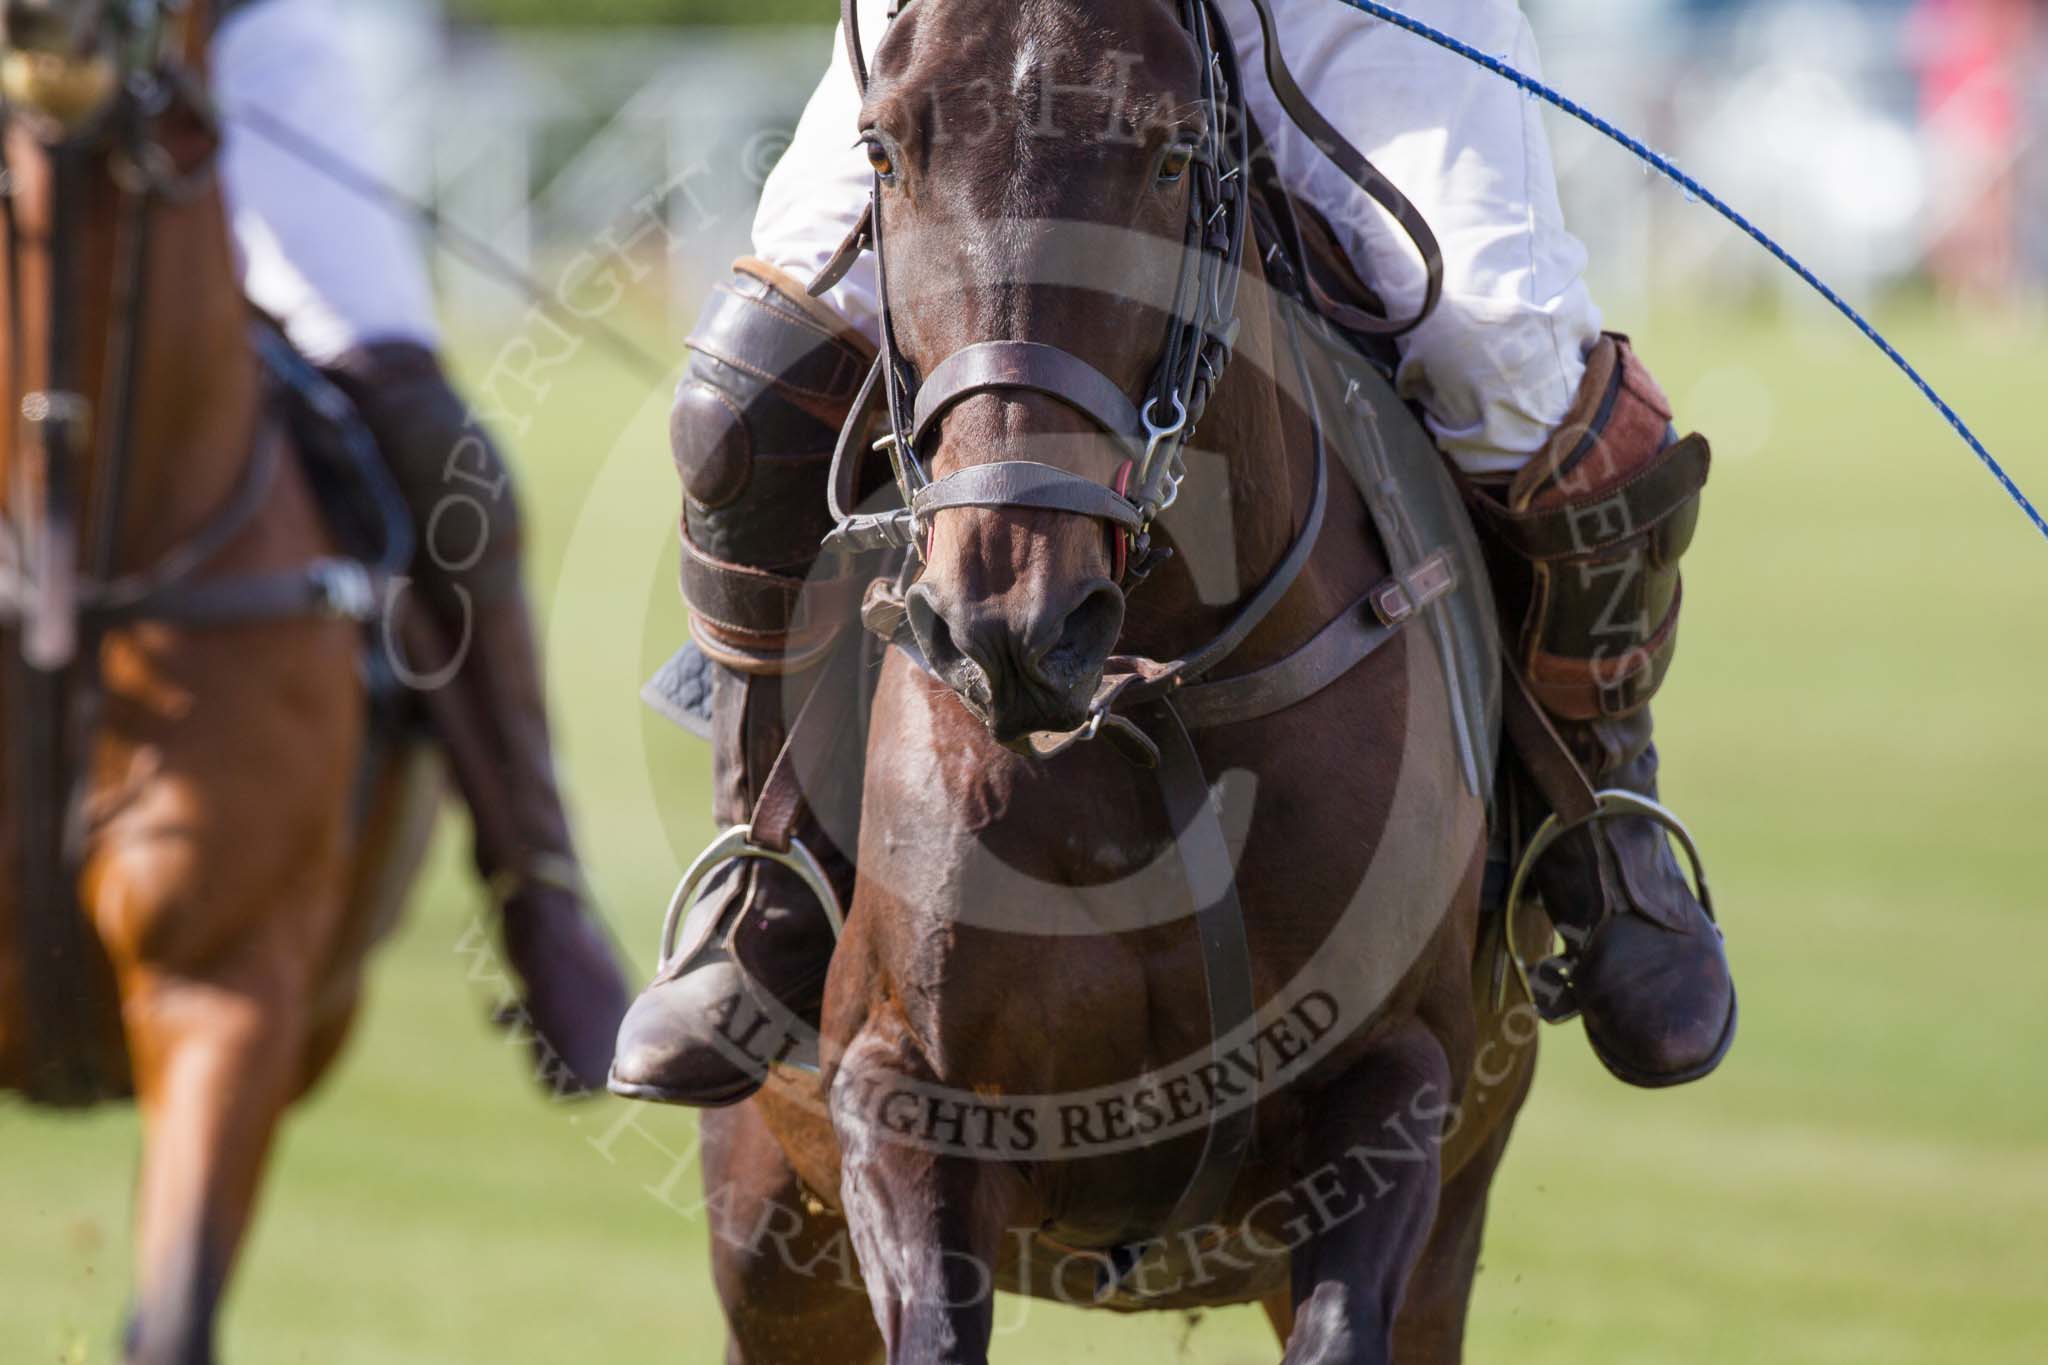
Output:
left=672, top=258, right=874, bottom=676
left=1474, top=334, right=1709, bottom=755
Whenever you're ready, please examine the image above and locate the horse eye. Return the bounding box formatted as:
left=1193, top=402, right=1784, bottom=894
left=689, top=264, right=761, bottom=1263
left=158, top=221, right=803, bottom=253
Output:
left=865, top=139, right=896, bottom=181
left=1157, top=142, right=1196, bottom=184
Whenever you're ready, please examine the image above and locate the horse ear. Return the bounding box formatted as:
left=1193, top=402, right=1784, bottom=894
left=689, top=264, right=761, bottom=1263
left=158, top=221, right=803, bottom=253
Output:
left=809, top=204, right=874, bottom=299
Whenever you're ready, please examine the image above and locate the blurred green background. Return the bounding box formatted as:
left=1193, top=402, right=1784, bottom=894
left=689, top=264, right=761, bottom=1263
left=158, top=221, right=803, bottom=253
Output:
left=3, top=293, right=2044, bottom=1361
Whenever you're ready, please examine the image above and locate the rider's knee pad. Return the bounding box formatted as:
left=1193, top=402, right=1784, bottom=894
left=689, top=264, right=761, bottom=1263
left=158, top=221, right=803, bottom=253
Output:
left=1473, top=334, right=1709, bottom=735
left=672, top=258, right=873, bottom=674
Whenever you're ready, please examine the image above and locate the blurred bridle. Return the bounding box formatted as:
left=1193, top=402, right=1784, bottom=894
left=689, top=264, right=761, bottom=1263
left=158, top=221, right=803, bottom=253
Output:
left=0, top=0, right=226, bottom=671
left=0, top=1, right=392, bottom=660
left=0, top=0, right=398, bottom=1102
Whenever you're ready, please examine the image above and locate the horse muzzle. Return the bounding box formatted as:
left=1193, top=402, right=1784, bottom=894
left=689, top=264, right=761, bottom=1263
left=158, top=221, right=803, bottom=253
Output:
left=906, top=573, right=1125, bottom=744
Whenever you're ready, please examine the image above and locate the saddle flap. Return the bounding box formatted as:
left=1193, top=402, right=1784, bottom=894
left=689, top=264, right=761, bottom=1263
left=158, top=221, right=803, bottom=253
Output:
left=1294, top=307, right=1501, bottom=798
left=257, top=324, right=412, bottom=576
left=642, top=641, right=716, bottom=740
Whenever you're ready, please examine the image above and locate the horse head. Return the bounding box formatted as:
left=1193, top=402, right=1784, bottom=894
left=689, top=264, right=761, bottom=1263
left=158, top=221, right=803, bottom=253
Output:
left=861, top=0, right=1227, bottom=742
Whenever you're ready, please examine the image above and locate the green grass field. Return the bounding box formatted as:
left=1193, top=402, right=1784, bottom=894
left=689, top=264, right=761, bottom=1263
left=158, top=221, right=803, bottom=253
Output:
left=3, top=299, right=2045, bottom=1363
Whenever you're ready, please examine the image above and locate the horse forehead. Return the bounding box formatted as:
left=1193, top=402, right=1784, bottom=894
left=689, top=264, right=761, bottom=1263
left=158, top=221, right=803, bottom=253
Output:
left=880, top=0, right=1193, bottom=109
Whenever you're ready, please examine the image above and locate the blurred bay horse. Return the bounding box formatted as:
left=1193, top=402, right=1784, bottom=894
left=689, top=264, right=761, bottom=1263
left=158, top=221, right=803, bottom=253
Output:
left=0, top=4, right=433, bottom=1361
left=685, top=0, right=1547, bottom=1359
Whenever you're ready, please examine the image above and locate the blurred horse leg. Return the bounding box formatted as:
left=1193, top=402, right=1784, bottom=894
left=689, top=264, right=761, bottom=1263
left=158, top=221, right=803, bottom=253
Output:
left=117, top=924, right=324, bottom=1365
left=1279, top=1020, right=1452, bottom=1365
left=702, top=1102, right=883, bottom=1365
left=1264, top=1286, right=1297, bottom=1347
left=1389, top=1044, right=1535, bottom=1365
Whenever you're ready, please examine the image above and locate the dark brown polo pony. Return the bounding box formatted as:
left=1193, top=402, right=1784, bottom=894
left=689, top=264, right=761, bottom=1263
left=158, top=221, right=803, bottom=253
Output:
left=695, top=0, right=1542, bottom=1360
left=0, top=6, right=432, bottom=1362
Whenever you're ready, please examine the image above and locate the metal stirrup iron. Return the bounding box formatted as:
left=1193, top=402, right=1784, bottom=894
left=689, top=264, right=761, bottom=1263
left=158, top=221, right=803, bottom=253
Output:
left=1498, top=789, right=1718, bottom=1017
left=657, top=825, right=846, bottom=972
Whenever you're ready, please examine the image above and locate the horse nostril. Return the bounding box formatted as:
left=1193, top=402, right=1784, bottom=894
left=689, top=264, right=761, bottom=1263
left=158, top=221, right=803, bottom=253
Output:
left=910, top=575, right=1121, bottom=733
left=906, top=583, right=954, bottom=666
left=1027, top=579, right=1125, bottom=692
left=907, top=583, right=987, bottom=702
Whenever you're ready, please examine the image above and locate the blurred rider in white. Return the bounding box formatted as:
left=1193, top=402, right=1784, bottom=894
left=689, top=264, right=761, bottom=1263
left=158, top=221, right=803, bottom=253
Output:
left=212, top=0, right=630, bottom=1092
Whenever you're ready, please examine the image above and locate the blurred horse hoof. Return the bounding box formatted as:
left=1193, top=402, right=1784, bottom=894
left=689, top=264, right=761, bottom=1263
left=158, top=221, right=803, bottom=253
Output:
left=498, top=886, right=633, bottom=1096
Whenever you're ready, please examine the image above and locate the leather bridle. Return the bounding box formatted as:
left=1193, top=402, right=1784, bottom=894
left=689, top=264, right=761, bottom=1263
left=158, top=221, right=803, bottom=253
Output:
left=818, top=0, right=1260, bottom=584
left=0, top=2, right=404, bottom=1102
left=815, top=0, right=1446, bottom=748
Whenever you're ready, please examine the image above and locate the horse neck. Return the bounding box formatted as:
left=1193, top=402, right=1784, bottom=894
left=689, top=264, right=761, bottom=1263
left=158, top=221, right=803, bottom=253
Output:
left=0, top=123, right=262, bottom=573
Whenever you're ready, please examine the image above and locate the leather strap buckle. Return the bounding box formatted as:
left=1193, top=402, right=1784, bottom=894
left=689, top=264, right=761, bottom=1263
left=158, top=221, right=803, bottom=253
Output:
left=1367, top=546, right=1456, bottom=626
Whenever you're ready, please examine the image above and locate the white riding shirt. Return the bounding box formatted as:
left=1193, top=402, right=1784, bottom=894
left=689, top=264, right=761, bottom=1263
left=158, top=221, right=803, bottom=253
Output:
left=756, top=0, right=1602, bottom=475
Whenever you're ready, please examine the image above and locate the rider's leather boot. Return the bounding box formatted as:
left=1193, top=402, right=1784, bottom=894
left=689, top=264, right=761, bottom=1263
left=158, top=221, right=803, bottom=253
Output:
left=1472, top=334, right=1736, bottom=1088
left=326, top=341, right=631, bottom=1095
left=608, top=259, right=871, bottom=1107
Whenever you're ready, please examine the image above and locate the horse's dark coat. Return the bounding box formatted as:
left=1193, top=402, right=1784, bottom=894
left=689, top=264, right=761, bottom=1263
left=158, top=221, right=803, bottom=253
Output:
left=702, top=2, right=1536, bottom=1361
